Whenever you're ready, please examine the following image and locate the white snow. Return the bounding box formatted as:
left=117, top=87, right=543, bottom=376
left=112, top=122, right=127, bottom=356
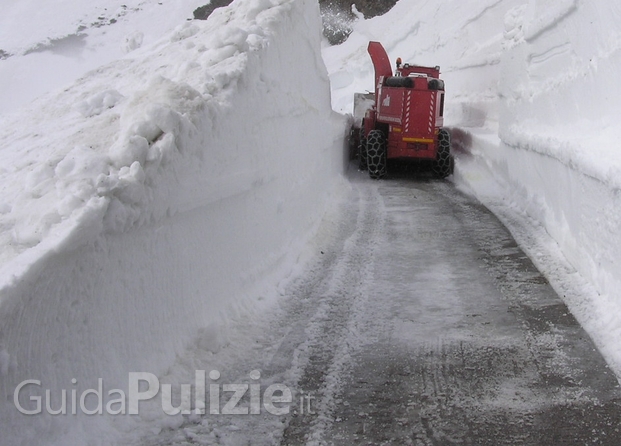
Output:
left=0, top=0, right=209, bottom=115
left=0, top=0, right=346, bottom=443
left=3, top=0, right=621, bottom=443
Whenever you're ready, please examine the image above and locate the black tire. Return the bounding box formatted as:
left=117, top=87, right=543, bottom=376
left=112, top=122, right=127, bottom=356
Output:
left=366, top=129, right=387, bottom=179
left=433, top=128, right=453, bottom=179
left=358, top=126, right=368, bottom=171
left=348, top=125, right=358, bottom=160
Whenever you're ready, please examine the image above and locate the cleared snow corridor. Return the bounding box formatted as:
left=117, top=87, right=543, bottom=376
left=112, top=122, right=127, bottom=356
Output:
left=137, top=167, right=621, bottom=445
left=2, top=0, right=621, bottom=444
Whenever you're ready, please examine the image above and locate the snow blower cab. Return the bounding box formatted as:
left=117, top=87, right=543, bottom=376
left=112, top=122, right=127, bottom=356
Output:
left=354, top=41, right=452, bottom=179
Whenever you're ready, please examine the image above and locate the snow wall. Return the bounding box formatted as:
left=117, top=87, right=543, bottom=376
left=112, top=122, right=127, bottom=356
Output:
left=447, top=0, right=621, bottom=370
left=495, top=1, right=621, bottom=304
left=452, top=0, right=621, bottom=361
left=0, top=0, right=346, bottom=443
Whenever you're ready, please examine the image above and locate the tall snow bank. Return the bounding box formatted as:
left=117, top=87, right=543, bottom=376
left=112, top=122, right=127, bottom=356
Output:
left=449, top=1, right=621, bottom=359
left=0, top=0, right=346, bottom=443
left=495, top=1, right=621, bottom=300
left=461, top=1, right=621, bottom=371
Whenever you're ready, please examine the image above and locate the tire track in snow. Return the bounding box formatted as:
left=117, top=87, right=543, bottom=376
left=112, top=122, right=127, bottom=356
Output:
left=280, top=177, right=387, bottom=446
left=134, top=172, right=621, bottom=445
left=320, top=176, right=621, bottom=445
left=132, top=175, right=384, bottom=446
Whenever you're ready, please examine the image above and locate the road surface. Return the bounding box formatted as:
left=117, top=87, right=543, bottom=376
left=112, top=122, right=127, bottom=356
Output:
left=143, top=166, right=621, bottom=445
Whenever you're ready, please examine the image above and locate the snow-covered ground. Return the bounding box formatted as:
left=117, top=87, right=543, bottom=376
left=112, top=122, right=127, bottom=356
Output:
left=324, top=0, right=621, bottom=375
left=0, top=0, right=346, bottom=443
left=2, top=0, right=621, bottom=443
left=0, top=0, right=210, bottom=115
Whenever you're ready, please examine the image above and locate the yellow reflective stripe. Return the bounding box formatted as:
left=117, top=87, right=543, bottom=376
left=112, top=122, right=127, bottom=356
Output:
left=403, top=137, right=434, bottom=143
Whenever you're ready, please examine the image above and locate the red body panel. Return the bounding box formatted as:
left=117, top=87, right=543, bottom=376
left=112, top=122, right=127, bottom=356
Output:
left=375, top=83, right=441, bottom=160
left=376, top=85, right=404, bottom=124
left=365, top=41, right=445, bottom=161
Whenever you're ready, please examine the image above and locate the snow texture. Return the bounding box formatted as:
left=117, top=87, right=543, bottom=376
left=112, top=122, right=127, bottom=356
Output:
left=0, top=0, right=346, bottom=443
left=0, top=0, right=209, bottom=115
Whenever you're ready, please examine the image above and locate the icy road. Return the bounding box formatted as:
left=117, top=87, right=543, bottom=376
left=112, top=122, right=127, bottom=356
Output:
left=142, top=167, right=621, bottom=446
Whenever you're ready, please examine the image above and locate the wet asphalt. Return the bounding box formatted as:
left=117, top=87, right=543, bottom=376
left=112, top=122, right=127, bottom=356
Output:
left=138, top=165, right=621, bottom=446
left=282, top=167, right=621, bottom=446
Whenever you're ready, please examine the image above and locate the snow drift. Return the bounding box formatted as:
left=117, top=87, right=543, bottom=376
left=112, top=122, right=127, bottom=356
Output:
left=324, top=0, right=621, bottom=375
left=0, top=0, right=346, bottom=443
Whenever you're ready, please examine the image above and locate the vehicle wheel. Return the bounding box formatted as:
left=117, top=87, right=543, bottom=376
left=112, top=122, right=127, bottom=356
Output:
left=433, top=128, right=453, bottom=179
left=366, top=129, right=387, bottom=179
left=348, top=125, right=358, bottom=160
left=358, top=127, right=368, bottom=171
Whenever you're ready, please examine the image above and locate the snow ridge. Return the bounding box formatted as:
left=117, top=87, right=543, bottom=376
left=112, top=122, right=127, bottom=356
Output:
left=0, top=0, right=346, bottom=444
